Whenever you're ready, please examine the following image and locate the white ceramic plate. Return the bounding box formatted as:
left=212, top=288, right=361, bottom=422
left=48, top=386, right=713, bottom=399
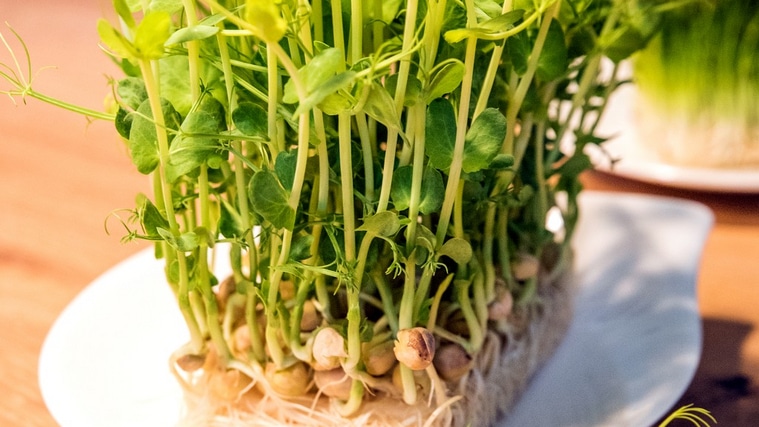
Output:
left=39, top=192, right=714, bottom=427
left=589, top=84, right=759, bottom=193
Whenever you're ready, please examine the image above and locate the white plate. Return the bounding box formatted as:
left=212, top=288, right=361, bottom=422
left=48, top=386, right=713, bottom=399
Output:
left=39, top=192, right=714, bottom=427
left=589, top=84, right=759, bottom=193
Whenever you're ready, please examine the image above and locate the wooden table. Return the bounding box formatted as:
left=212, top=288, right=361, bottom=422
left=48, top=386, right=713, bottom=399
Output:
left=1, top=1, right=758, bottom=426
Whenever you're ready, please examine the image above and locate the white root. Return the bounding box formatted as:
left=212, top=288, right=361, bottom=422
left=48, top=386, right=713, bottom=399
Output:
left=174, top=261, right=574, bottom=427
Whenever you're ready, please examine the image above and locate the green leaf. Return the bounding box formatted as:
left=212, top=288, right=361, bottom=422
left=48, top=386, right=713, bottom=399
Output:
left=443, top=29, right=473, bottom=44
left=390, top=166, right=413, bottom=211
left=282, top=49, right=344, bottom=103
left=219, top=198, right=245, bottom=239
left=384, top=74, right=422, bottom=107
left=425, top=60, right=465, bottom=101
left=244, top=0, right=286, bottom=43
left=437, top=237, right=473, bottom=265
left=424, top=98, right=457, bottom=172
left=357, top=211, right=401, bottom=237
left=603, top=27, right=647, bottom=63
left=196, top=94, right=226, bottom=127
left=148, top=0, right=183, bottom=14
left=128, top=98, right=180, bottom=174
left=480, top=9, right=524, bottom=32
left=289, top=234, right=314, bottom=261
left=293, top=71, right=357, bottom=117
left=362, top=83, right=402, bottom=131
left=168, top=103, right=225, bottom=181
left=381, top=0, right=404, bottom=22
left=475, top=0, right=505, bottom=20
left=125, top=0, right=142, bottom=12
left=555, top=152, right=592, bottom=179
left=462, top=108, right=507, bottom=173
left=443, top=10, right=525, bottom=43
left=274, top=150, right=297, bottom=191
left=194, top=226, right=215, bottom=248
left=165, top=25, right=220, bottom=46
left=536, top=21, right=568, bottom=81
left=318, top=91, right=354, bottom=115
left=113, top=0, right=136, bottom=29
left=248, top=169, right=295, bottom=230
left=489, top=153, right=515, bottom=170
left=283, top=48, right=354, bottom=116
left=117, top=77, right=147, bottom=110
left=390, top=166, right=445, bottom=215
left=414, top=224, right=437, bottom=252
left=199, top=14, right=226, bottom=27
left=134, top=11, right=171, bottom=60
left=115, top=107, right=133, bottom=139
left=97, top=19, right=137, bottom=59
left=157, top=227, right=200, bottom=252
left=232, top=102, right=268, bottom=137
left=159, top=55, right=223, bottom=117
left=505, top=31, right=529, bottom=75
left=418, top=167, right=445, bottom=214
left=136, top=193, right=169, bottom=237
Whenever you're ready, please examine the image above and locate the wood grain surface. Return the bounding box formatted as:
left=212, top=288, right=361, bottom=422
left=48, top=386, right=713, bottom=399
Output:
left=1, top=1, right=758, bottom=426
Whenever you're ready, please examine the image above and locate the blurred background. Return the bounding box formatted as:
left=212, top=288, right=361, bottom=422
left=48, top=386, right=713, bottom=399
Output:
left=0, top=2, right=149, bottom=426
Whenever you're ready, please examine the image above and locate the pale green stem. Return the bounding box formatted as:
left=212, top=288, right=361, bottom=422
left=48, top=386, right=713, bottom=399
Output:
left=337, top=379, right=366, bottom=416
left=260, top=39, right=312, bottom=367
left=337, top=115, right=357, bottom=261
left=376, top=0, right=420, bottom=212
left=402, top=103, right=428, bottom=326
left=138, top=57, right=203, bottom=353
left=371, top=269, right=399, bottom=334
left=503, top=1, right=560, bottom=155
left=426, top=273, right=454, bottom=331
left=312, top=110, right=333, bottom=321
left=2, top=88, right=114, bottom=120
left=471, top=258, right=488, bottom=337
left=553, top=1, right=620, bottom=149
left=404, top=105, right=426, bottom=241
left=182, top=0, right=229, bottom=361
left=371, top=0, right=384, bottom=55
left=265, top=231, right=292, bottom=367
left=356, top=112, right=376, bottom=205
left=212, top=17, right=266, bottom=361
left=267, top=46, right=281, bottom=157
left=312, top=0, right=324, bottom=42
left=496, top=207, right=514, bottom=289
left=482, top=202, right=497, bottom=302
left=473, top=0, right=516, bottom=119
left=182, top=0, right=201, bottom=99
left=534, top=120, right=548, bottom=226
left=434, top=36, right=476, bottom=246
left=199, top=167, right=232, bottom=362
left=398, top=110, right=417, bottom=167
left=421, top=0, right=447, bottom=70
left=289, top=275, right=314, bottom=361
left=330, top=0, right=346, bottom=54
left=398, top=252, right=418, bottom=405
left=338, top=112, right=362, bottom=372
left=245, top=283, right=266, bottom=363
left=349, top=0, right=363, bottom=64
left=398, top=104, right=426, bottom=410
left=432, top=327, right=472, bottom=353
left=456, top=278, right=484, bottom=353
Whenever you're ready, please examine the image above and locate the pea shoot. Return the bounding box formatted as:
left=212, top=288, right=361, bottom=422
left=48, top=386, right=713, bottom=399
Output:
left=1, top=0, right=681, bottom=425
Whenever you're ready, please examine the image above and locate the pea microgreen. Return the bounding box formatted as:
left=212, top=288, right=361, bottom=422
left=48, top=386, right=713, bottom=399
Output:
left=0, top=0, right=686, bottom=420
